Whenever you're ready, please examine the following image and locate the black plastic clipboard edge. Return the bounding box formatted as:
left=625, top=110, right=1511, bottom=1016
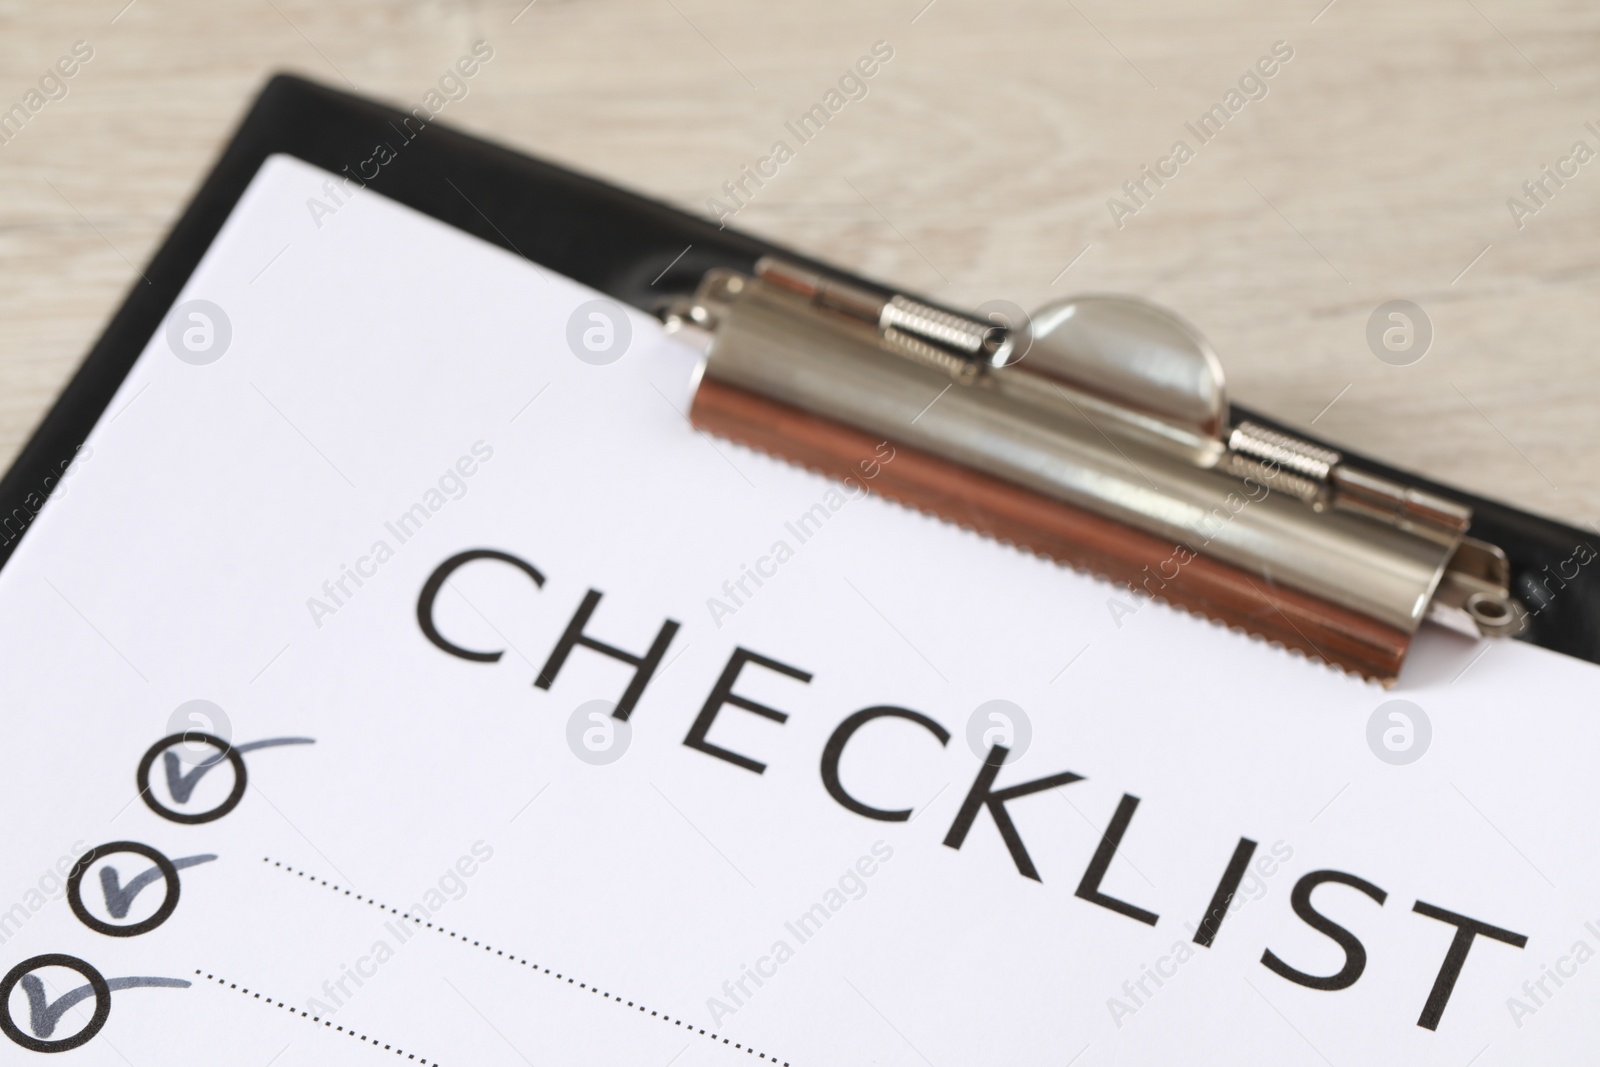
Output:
left=2, top=74, right=1595, bottom=664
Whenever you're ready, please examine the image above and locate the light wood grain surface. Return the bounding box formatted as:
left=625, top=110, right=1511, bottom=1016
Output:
left=1, top=0, right=1595, bottom=528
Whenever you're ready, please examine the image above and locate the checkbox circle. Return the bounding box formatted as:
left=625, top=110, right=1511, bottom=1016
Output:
left=0, top=953, right=111, bottom=1053
left=66, top=841, right=182, bottom=938
left=135, top=731, right=247, bottom=824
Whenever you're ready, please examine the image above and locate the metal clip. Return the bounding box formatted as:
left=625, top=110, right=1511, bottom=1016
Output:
left=663, top=258, right=1525, bottom=669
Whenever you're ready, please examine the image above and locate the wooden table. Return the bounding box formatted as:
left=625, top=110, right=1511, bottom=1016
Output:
left=1, top=0, right=1594, bottom=530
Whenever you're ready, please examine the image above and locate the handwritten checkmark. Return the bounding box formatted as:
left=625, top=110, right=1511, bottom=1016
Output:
left=162, top=736, right=315, bottom=804
left=97, top=854, right=215, bottom=919
left=17, top=975, right=189, bottom=1039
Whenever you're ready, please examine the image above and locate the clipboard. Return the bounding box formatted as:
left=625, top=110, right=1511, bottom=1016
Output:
left=3, top=74, right=1600, bottom=1065
left=2, top=73, right=1595, bottom=682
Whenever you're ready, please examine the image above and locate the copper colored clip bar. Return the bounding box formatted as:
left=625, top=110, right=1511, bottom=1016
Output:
left=692, top=375, right=1411, bottom=681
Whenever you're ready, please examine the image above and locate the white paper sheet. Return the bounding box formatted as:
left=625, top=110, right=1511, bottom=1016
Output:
left=0, top=154, right=1595, bottom=1065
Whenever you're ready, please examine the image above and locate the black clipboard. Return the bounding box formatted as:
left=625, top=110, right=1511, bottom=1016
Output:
left=2, top=73, right=1595, bottom=666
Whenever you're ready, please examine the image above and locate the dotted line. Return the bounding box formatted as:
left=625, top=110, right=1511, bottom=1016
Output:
left=196, top=971, right=440, bottom=1064
left=264, top=857, right=792, bottom=1065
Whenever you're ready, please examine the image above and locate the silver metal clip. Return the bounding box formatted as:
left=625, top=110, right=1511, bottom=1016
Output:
left=663, top=257, right=1525, bottom=658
